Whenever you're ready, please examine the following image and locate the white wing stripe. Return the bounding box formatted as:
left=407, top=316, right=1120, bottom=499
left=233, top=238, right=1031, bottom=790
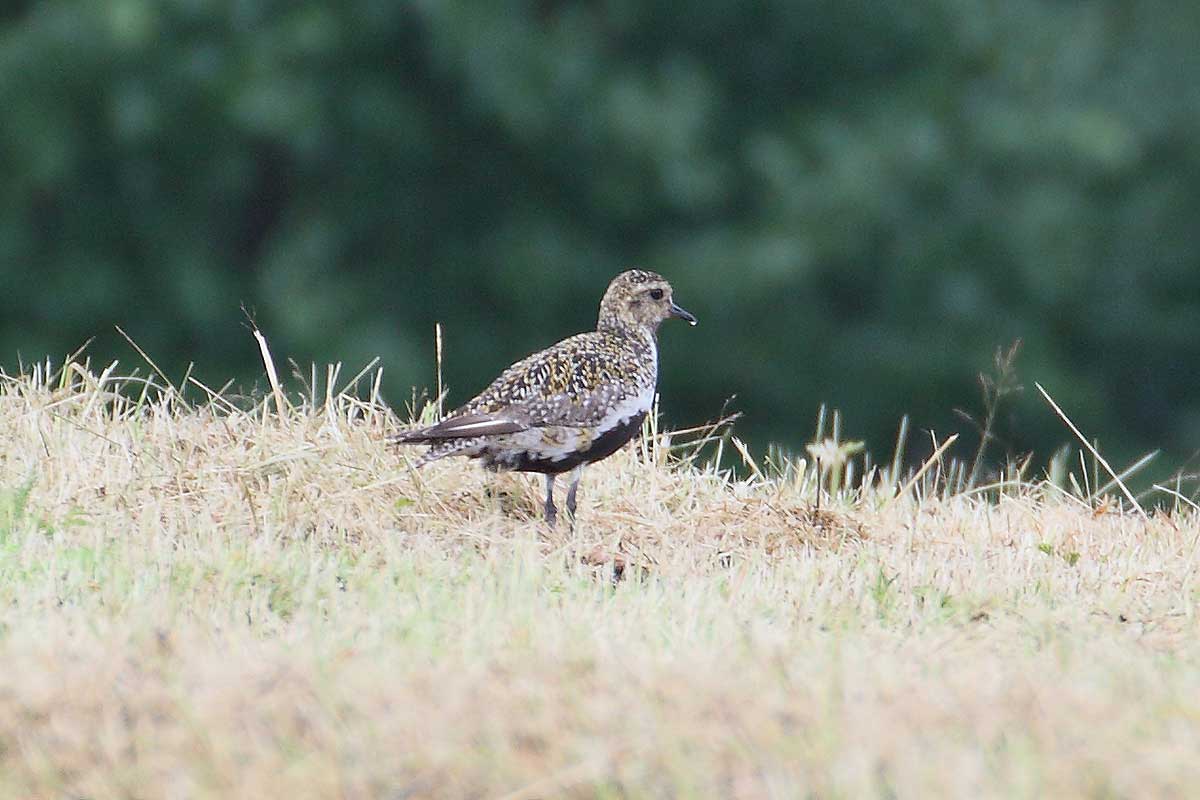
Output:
left=441, top=419, right=522, bottom=434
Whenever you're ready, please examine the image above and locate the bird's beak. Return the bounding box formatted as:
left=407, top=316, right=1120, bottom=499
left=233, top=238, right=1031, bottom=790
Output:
left=669, top=301, right=697, bottom=326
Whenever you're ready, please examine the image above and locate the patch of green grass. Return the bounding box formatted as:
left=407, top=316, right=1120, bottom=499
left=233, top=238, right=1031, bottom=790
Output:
left=1039, top=542, right=1082, bottom=566
left=0, top=475, right=35, bottom=544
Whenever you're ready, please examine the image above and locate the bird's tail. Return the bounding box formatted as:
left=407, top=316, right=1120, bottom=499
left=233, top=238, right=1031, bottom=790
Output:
left=390, top=428, right=439, bottom=468
left=390, top=424, right=495, bottom=467
left=390, top=412, right=526, bottom=466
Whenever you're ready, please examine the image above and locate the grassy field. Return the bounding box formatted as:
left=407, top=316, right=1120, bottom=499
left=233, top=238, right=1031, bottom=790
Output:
left=0, top=356, right=1197, bottom=798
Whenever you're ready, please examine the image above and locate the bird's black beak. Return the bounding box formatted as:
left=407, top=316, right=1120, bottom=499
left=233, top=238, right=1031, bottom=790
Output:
left=669, top=301, right=697, bottom=326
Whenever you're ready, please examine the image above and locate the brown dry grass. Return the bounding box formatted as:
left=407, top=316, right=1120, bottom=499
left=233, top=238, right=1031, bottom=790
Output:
left=0, top=358, right=1197, bottom=798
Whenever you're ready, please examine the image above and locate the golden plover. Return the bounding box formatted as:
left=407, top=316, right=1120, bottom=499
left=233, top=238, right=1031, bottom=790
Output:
left=392, top=269, right=696, bottom=525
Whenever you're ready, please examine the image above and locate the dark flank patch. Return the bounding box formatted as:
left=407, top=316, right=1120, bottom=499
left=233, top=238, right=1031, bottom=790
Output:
left=481, top=412, right=647, bottom=475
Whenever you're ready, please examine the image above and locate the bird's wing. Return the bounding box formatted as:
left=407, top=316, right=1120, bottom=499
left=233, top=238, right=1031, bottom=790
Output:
left=392, top=333, right=649, bottom=444
left=508, top=383, right=630, bottom=428
left=460, top=334, right=648, bottom=429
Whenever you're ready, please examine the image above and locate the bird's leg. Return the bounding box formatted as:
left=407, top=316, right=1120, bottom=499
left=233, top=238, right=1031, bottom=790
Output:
left=543, top=474, right=558, bottom=527
left=564, top=465, right=583, bottom=526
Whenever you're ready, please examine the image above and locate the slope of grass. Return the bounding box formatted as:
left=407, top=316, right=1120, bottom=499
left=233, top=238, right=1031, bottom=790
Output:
left=0, top=359, right=1197, bottom=798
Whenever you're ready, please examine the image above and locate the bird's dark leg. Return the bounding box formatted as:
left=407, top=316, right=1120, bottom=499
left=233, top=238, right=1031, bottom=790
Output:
left=564, top=465, right=583, bottom=524
left=543, top=474, right=557, bottom=526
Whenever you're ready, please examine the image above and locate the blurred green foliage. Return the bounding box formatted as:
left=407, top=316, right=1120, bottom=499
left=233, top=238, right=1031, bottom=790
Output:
left=3, top=1, right=1200, bottom=475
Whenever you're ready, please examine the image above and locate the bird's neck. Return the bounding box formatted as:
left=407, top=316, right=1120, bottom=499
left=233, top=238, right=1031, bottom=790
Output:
left=597, top=316, right=659, bottom=340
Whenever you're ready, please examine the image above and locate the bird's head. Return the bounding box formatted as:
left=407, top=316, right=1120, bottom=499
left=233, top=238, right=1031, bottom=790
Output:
left=597, top=269, right=697, bottom=335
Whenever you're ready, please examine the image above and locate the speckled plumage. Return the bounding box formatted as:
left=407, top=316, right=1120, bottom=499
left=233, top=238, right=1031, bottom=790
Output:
left=392, top=269, right=697, bottom=524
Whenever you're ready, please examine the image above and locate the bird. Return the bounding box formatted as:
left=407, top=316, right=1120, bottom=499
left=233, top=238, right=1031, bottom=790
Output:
left=391, top=269, right=697, bottom=526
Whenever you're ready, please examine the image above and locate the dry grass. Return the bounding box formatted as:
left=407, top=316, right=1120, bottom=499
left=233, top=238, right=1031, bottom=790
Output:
left=0, top=356, right=1197, bottom=799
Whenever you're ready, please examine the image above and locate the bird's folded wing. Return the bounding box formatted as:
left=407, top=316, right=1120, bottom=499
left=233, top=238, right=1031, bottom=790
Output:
left=510, top=384, right=626, bottom=428
left=400, top=335, right=645, bottom=436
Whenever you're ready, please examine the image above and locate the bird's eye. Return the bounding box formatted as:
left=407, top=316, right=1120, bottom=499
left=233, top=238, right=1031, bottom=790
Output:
left=649, top=288, right=664, bottom=300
